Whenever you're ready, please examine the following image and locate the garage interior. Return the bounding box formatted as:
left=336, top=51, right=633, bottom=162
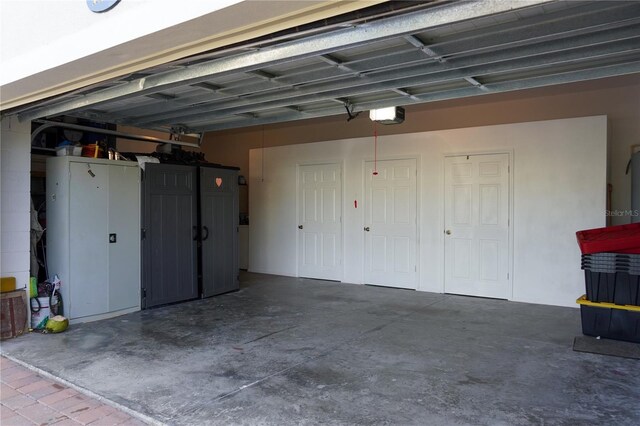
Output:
left=2, top=0, right=640, bottom=425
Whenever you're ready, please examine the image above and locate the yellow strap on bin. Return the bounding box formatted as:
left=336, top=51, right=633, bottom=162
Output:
left=576, top=295, right=640, bottom=312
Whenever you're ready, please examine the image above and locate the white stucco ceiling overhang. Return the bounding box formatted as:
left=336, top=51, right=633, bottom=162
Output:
left=0, top=0, right=384, bottom=111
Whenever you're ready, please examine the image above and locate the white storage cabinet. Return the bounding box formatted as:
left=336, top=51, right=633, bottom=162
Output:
left=46, top=156, right=141, bottom=323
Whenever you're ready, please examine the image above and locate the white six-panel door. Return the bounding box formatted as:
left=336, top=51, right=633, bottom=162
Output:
left=364, top=159, right=417, bottom=289
left=444, top=154, right=510, bottom=299
left=297, top=163, right=343, bottom=281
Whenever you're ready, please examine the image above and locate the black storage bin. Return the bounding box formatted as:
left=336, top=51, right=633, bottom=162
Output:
left=581, top=259, right=631, bottom=268
left=581, top=253, right=640, bottom=268
left=578, top=296, right=640, bottom=343
left=583, top=270, right=640, bottom=305
left=582, top=253, right=634, bottom=261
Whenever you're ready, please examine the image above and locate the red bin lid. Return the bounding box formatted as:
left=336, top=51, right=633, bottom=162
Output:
left=576, top=222, right=640, bottom=254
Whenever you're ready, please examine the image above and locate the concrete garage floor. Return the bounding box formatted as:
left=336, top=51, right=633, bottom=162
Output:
left=1, top=272, right=639, bottom=425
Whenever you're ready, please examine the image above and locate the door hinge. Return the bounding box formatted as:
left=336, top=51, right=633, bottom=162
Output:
left=141, top=288, right=147, bottom=299
left=507, top=273, right=510, bottom=280
left=415, top=265, right=417, bottom=272
left=141, top=228, right=146, bottom=240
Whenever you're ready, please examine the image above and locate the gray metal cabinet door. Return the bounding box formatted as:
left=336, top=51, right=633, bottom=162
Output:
left=69, top=162, right=109, bottom=319
left=108, top=164, right=140, bottom=312
left=200, top=167, right=239, bottom=298
left=142, top=164, right=198, bottom=308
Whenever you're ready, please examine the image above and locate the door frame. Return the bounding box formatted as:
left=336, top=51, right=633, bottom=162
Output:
left=442, top=149, right=514, bottom=299
left=361, top=155, right=421, bottom=290
left=295, top=160, right=345, bottom=281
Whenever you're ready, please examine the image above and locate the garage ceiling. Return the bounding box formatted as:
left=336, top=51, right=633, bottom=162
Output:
left=13, top=0, right=640, bottom=136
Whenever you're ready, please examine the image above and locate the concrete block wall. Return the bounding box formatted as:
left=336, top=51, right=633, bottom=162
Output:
left=1, top=116, right=31, bottom=292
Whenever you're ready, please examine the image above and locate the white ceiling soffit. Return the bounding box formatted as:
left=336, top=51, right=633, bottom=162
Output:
left=12, top=0, right=640, bottom=134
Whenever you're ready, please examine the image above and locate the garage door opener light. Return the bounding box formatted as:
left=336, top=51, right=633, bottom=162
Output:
left=369, top=106, right=405, bottom=125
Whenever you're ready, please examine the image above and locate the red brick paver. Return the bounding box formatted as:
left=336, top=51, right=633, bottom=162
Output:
left=0, top=356, right=148, bottom=425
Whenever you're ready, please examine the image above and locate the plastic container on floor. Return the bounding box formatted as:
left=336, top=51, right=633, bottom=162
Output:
left=30, top=295, right=58, bottom=329
left=576, top=223, right=640, bottom=255
left=577, top=295, right=640, bottom=343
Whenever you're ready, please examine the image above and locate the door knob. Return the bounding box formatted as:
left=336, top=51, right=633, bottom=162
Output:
left=298, top=225, right=303, bottom=229
left=364, top=227, right=370, bottom=232
left=445, top=229, right=451, bottom=235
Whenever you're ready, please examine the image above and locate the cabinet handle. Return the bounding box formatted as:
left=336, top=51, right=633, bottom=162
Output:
left=364, top=227, right=370, bottom=232
left=298, top=225, right=303, bottom=229
left=202, top=226, right=209, bottom=241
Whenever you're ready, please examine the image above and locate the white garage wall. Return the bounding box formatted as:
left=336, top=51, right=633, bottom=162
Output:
left=249, top=116, right=606, bottom=308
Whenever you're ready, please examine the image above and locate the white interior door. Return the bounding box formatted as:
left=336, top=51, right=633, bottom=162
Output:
left=444, top=153, right=510, bottom=299
left=364, top=159, right=417, bottom=289
left=297, top=163, right=342, bottom=281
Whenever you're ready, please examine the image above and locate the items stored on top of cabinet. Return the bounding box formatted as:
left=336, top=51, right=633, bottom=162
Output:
left=141, top=163, right=239, bottom=309
left=46, top=156, right=141, bottom=323
left=32, top=119, right=202, bottom=152
left=32, top=119, right=117, bottom=156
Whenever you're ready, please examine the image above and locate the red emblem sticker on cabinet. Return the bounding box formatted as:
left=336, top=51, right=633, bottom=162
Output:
left=215, top=177, right=223, bottom=187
